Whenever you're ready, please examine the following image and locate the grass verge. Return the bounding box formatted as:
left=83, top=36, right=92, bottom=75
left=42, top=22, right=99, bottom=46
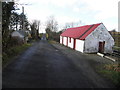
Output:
left=97, top=64, right=120, bottom=87
left=2, top=43, right=32, bottom=68
left=48, top=40, right=58, bottom=44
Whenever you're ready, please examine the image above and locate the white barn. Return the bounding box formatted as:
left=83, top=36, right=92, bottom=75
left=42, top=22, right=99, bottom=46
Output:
left=60, top=23, right=114, bottom=53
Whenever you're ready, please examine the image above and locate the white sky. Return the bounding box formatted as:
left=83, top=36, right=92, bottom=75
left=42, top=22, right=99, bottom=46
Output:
left=15, top=0, right=119, bottom=33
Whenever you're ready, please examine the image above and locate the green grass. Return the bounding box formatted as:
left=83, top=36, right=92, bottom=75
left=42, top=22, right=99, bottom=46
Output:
left=99, top=70, right=120, bottom=85
left=98, top=64, right=120, bottom=87
left=2, top=43, right=32, bottom=67
left=48, top=40, right=58, bottom=44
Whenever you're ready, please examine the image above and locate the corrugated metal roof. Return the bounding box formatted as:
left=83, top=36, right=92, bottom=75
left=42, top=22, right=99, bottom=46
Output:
left=61, top=23, right=101, bottom=40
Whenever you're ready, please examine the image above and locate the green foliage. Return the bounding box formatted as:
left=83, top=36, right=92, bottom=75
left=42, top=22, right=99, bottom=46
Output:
left=2, top=2, right=15, bottom=50
left=2, top=2, right=15, bottom=30
left=2, top=2, right=32, bottom=67
left=2, top=1, right=30, bottom=53
left=9, top=12, right=30, bottom=31
left=19, top=13, right=29, bottom=30
left=9, top=12, right=19, bottom=30
left=39, top=33, right=43, bottom=38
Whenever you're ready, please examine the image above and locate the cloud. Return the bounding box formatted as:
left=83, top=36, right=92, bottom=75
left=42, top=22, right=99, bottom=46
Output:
left=73, top=7, right=80, bottom=13
left=16, top=0, right=118, bottom=32
left=16, top=0, right=78, bottom=7
left=81, top=0, right=118, bottom=18
left=75, top=0, right=118, bottom=31
left=56, top=15, right=82, bottom=30
left=49, top=0, right=78, bottom=7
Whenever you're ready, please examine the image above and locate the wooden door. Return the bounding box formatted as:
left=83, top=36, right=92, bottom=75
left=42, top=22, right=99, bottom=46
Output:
left=98, top=41, right=105, bottom=53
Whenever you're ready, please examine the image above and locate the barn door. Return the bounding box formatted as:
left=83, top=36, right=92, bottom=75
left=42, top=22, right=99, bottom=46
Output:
left=98, top=41, right=105, bottom=53
left=73, top=39, right=76, bottom=50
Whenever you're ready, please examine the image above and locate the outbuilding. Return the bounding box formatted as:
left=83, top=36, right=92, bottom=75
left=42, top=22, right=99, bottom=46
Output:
left=60, top=23, right=114, bottom=53
left=11, top=30, right=24, bottom=39
left=11, top=30, right=31, bottom=43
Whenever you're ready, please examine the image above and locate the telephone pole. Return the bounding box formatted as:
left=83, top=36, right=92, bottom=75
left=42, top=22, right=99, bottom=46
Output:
left=22, top=6, right=25, bottom=30
left=15, top=3, right=31, bottom=30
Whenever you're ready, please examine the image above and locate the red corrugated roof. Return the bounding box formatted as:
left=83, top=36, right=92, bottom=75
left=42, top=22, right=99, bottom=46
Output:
left=61, top=23, right=101, bottom=40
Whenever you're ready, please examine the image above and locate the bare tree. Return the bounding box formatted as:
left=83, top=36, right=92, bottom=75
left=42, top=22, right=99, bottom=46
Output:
left=30, top=20, right=40, bottom=39
left=64, top=22, right=75, bottom=29
left=64, top=20, right=83, bottom=29
left=46, top=16, right=58, bottom=32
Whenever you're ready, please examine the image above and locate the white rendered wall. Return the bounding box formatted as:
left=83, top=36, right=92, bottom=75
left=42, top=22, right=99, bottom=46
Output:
left=84, top=24, right=114, bottom=53
left=68, top=37, right=74, bottom=49
left=75, top=39, right=84, bottom=53
left=63, top=37, right=67, bottom=46
left=60, top=36, right=62, bottom=44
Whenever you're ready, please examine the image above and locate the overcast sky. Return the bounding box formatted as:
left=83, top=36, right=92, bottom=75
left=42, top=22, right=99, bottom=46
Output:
left=15, top=0, right=119, bottom=33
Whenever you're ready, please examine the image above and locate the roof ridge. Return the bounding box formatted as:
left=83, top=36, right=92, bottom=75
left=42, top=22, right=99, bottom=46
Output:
left=67, top=23, right=101, bottom=29
left=78, top=24, right=94, bottom=39
left=61, top=23, right=102, bottom=39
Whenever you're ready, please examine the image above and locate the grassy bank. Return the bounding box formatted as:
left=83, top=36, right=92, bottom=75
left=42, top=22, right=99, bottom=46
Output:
left=3, top=43, right=32, bottom=67
left=98, top=64, right=120, bottom=87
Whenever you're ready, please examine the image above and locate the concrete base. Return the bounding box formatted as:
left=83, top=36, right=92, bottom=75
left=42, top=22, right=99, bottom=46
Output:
left=97, top=53, right=116, bottom=62
left=97, top=53, right=104, bottom=57
left=104, top=56, right=116, bottom=62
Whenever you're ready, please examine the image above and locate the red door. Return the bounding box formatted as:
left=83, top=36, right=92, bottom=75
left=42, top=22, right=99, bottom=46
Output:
left=98, top=41, right=105, bottom=53
left=73, top=39, right=76, bottom=50
left=66, top=37, right=68, bottom=46
left=62, top=37, right=63, bottom=44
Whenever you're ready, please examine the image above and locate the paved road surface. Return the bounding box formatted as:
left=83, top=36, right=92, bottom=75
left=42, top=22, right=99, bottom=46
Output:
left=2, top=40, right=114, bottom=88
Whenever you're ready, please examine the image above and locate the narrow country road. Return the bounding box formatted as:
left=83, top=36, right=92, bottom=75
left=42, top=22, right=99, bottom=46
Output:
left=3, top=40, right=114, bottom=88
